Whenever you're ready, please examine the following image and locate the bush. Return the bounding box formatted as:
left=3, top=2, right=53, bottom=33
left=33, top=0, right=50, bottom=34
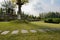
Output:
left=53, top=18, right=60, bottom=23
left=44, top=18, right=60, bottom=24
left=0, top=18, right=5, bottom=21
left=44, top=18, right=53, bottom=23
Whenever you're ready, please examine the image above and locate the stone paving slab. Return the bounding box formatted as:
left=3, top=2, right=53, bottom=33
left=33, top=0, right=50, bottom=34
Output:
left=44, top=29, right=51, bottom=31
left=1, top=31, right=10, bottom=35
left=30, top=30, right=37, bottom=33
left=38, top=29, right=46, bottom=32
left=11, top=30, right=19, bottom=34
left=21, top=30, right=29, bottom=33
left=0, top=28, right=60, bottom=35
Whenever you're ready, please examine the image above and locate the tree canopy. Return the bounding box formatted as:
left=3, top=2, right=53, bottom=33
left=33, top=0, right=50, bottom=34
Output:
left=11, top=0, right=28, bottom=4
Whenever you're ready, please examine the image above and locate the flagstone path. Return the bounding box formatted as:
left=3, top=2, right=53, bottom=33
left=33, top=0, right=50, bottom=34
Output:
left=0, top=28, right=60, bottom=35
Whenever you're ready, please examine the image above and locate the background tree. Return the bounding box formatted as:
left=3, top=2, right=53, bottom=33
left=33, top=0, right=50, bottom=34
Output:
left=45, top=12, right=60, bottom=18
left=1, top=0, right=15, bottom=21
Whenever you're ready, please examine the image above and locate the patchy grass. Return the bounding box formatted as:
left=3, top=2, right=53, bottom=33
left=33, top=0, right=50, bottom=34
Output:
left=0, top=21, right=60, bottom=40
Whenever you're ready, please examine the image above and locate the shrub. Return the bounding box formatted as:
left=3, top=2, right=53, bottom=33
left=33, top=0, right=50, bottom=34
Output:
left=44, top=18, right=53, bottom=23
left=44, top=18, right=60, bottom=24
left=0, top=18, right=5, bottom=21
left=53, top=18, right=60, bottom=23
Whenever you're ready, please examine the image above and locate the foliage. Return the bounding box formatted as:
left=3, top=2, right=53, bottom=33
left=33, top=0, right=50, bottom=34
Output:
left=53, top=18, right=60, bottom=23
left=44, top=18, right=53, bottom=23
left=0, top=1, right=17, bottom=21
left=44, top=18, right=60, bottom=24
left=11, top=0, right=28, bottom=3
left=45, top=12, right=60, bottom=18
left=1, top=0, right=14, bottom=15
left=39, top=12, right=60, bottom=19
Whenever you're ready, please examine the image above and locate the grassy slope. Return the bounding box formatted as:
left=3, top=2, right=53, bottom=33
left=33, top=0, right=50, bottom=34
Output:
left=31, top=21, right=60, bottom=28
left=0, top=21, right=60, bottom=30
left=0, top=21, right=60, bottom=40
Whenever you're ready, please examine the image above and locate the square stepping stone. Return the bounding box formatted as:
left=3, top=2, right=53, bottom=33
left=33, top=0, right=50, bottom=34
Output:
left=30, top=30, right=37, bottom=33
left=45, top=29, right=51, bottom=31
left=21, top=30, right=29, bottom=33
left=1, top=31, right=10, bottom=35
left=11, top=30, right=19, bottom=34
left=38, top=29, right=46, bottom=33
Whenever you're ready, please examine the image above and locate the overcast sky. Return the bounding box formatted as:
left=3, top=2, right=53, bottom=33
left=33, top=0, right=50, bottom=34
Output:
left=22, top=0, right=60, bottom=16
left=0, top=0, right=60, bottom=16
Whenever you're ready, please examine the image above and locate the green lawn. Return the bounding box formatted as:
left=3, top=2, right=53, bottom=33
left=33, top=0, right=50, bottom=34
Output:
left=0, top=21, right=60, bottom=40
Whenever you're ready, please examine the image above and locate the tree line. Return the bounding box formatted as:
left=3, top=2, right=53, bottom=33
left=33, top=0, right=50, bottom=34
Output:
left=39, top=12, right=60, bottom=19
left=0, top=0, right=60, bottom=22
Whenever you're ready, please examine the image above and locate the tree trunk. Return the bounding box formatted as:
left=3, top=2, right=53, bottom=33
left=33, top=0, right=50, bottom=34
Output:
left=17, top=0, right=22, bottom=19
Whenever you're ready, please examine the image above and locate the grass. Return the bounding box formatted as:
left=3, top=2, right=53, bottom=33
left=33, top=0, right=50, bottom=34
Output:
left=0, top=21, right=60, bottom=40
left=31, top=21, right=60, bottom=28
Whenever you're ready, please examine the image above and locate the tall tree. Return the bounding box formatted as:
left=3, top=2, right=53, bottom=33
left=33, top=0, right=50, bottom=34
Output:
left=11, top=0, right=28, bottom=19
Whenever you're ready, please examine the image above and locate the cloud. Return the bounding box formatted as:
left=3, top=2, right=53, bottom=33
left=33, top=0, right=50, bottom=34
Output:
left=21, top=0, right=60, bottom=16
left=21, top=0, right=40, bottom=16
left=0, top=0, right=60, bottom=16
left=21, top=0, right=43, bottom=16
left=51, top=0, right=54, bottom=5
